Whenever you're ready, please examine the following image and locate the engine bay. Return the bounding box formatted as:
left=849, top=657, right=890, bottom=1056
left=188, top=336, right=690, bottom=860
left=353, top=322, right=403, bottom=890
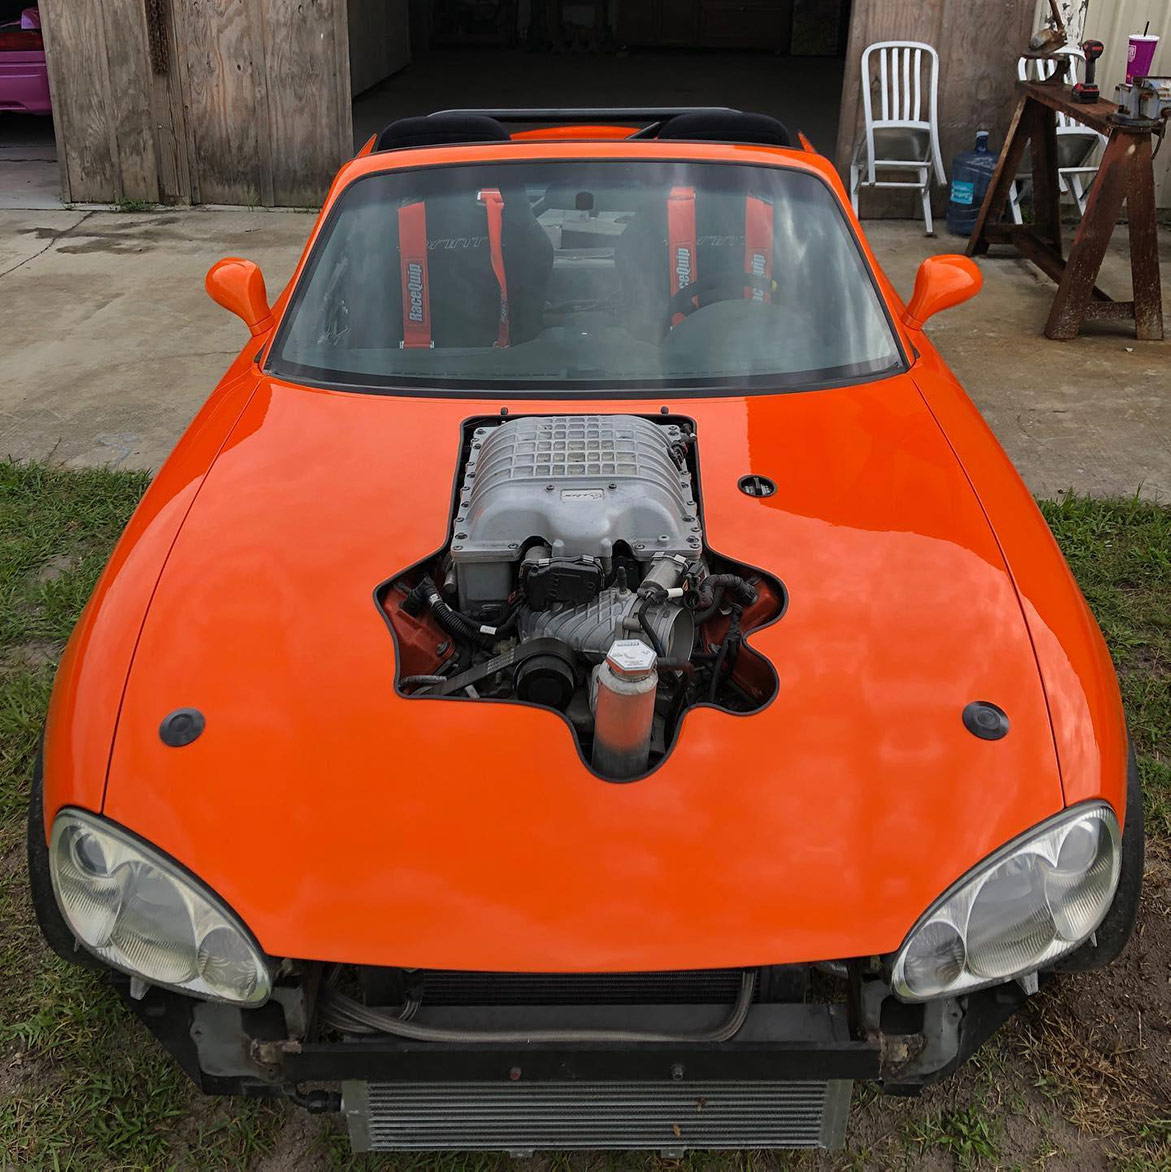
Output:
left=378, top=414, right=785, bottom=779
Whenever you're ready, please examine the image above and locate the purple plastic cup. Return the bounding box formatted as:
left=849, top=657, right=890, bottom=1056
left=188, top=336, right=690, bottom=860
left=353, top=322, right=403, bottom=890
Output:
left=1127, top=34, right=1159, bottom=83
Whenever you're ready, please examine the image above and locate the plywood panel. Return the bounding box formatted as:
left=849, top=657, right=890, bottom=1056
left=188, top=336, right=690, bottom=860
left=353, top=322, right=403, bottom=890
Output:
left=174, top=0, right=269, bottom=205
left=150, top=0, right=192, bottom=203
left=835, top=0, right=944, bottom=216
left=36, top=0, right=72, bottom=201
left=263, top=0, right=351, bottom=205
left=837, top=0, right=1035, bottom=218
left=102, top=0, right=161, bottom=202
left=38, top=0, right=118, bottom=202
left=45, top=0, right=358, bottom=208
left=937, top=0, right=1036, bottom=182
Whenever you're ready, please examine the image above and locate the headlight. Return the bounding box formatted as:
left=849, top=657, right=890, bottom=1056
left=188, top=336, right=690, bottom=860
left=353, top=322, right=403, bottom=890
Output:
left=892, top=803, right=1120, bottom=1002
left=50, top=809, right=271, bottom=1005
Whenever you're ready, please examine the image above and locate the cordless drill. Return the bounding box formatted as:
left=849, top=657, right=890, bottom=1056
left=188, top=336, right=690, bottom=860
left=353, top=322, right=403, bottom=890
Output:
left=1073, top=39, right=1105, bottom=102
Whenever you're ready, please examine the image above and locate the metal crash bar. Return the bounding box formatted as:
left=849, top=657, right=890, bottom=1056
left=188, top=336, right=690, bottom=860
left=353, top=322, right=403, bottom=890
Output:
left=433, top=106, right=741, bottom=124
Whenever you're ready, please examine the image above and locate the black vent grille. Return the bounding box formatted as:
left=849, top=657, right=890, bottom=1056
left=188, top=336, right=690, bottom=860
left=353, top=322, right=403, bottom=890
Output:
left=413, top=968, right=751, bottom=1006
left=738, top=474, right=776, bottom=498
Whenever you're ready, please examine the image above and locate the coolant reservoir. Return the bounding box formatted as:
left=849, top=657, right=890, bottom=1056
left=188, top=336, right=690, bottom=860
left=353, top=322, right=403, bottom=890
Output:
left=592, top=639, right=658, bottom=780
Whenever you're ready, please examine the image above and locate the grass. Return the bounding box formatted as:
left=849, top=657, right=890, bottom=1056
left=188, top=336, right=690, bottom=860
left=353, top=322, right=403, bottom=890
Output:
left=111, top=198, right=159, bottom=214
left=907, top=1105, right=998, bottom=1168
left=1039, top=494, right=1171, bottom=837
left=0, top=460, right=1167, bottom=1170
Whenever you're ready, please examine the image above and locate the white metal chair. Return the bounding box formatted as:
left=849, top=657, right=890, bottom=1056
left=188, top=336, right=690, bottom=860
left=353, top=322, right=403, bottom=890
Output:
left=1009, top=49, right=1107, bottom=223
left=850, top=41, right=946, bottom=235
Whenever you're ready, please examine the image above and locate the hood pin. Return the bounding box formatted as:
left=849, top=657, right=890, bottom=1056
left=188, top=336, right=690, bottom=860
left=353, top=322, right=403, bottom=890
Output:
left=159, top=708, right=206, bottom=747
left=962, top=701, right=1009, bottom=741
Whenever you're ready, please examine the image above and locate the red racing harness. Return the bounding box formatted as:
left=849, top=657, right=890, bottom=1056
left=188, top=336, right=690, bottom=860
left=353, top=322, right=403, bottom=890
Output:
left=744, top=193, right=774, bottom=304
left=397, top=200, right=432, bottom=348
left=667, top=185, right=697, bottom=328
left=667, top=187, right=775, bottom=326
left=478, top=188, right=510, bottom=348
left=397, top=191, right=511, bottom=348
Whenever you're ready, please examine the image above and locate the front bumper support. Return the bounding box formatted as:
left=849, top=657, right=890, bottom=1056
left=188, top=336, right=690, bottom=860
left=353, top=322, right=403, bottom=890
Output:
left=284, top=1003, right=880, bottom=1085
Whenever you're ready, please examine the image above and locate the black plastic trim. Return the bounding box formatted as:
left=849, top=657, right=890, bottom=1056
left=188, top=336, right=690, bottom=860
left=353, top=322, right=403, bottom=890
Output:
left=435, top=106, right=742, bottom=124
left=284, top=1037, right=879, bottom=1084
left=26, top=743, right=105, bottom=970
left=1056, top=740, right=1144, bottom=971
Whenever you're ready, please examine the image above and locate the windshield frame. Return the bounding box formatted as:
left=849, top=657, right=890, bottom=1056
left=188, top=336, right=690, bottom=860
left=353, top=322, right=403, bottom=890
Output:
left=263, top=154, right=910, bottom=398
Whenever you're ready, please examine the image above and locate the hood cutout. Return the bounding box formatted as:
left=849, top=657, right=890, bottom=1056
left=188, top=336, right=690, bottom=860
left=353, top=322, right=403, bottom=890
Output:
left=376, top=413, right=786, bottom=781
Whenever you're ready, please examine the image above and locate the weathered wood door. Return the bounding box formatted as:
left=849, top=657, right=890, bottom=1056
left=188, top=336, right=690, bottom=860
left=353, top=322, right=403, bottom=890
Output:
left=174, top=0, right=352, bottom=205
left=38, top=0, right=180, bottom=204
left=40, top=0, right=353, bottom=206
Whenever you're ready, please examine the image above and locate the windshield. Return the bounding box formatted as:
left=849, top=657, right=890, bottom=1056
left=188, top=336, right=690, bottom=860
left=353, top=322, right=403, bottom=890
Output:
left=269, top=160, right=903, bottom=393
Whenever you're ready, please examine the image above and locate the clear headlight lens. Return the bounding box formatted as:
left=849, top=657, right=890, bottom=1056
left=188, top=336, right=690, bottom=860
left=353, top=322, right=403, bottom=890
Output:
left=50, top=809, right=270, bottom=1005
left=892, top=803, right=1121, bottom=1002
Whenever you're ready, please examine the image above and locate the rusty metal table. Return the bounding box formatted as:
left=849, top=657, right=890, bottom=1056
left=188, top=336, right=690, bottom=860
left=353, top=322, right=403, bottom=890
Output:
left=966, top=80, right=1163, bottom=341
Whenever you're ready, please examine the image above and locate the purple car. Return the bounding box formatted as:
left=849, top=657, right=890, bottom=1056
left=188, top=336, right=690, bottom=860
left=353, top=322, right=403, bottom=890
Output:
left=0, top=6, right=49, bottom=115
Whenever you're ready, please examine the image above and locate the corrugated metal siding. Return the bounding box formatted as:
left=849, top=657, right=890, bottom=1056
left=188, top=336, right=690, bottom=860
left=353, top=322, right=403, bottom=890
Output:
left=1034, top=0, right=1171, bottom=205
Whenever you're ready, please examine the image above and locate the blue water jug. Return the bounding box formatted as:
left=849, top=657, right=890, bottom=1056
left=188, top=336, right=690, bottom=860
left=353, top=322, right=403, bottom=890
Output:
left=946, top=130, right=998, bottom=237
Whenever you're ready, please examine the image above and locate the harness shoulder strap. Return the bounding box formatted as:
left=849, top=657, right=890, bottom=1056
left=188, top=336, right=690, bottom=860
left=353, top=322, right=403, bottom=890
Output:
left=398, top=200, right=432, bottom=348
left=744, top=194, right=773, bottom=304
left=479, top=188, right=510, bottom=348
left=667, top=185, right=697, bottom=327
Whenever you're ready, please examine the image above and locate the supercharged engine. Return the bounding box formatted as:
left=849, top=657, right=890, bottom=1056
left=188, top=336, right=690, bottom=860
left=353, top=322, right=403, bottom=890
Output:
left=379, top=414, right=784, bottom=779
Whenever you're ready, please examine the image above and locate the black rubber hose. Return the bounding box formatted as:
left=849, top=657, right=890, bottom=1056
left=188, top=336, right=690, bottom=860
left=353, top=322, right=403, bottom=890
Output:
left=408, top=578, right=497, bottom=651
left=698, top=574, right=757, bottom=609
left=400, top=579, right=431, bottom=617
left=494, top=600, right=522, bottom=637
left=287, top=1088, right=342, bottom=1114
left=636, top=595, right=665, bottom=657
left=692, top=584, right=725, bottom=624
left=708, top=603, right=744, bottom=703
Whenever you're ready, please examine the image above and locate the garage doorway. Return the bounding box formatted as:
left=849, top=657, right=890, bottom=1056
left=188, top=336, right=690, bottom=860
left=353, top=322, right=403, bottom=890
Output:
left=0, top=0, right=59, bottom=208
left=350, top=0, right=852, bottom=156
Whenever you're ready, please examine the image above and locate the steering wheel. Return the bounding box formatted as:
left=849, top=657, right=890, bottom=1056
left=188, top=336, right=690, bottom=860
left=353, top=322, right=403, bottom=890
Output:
left=667, top=272, right=775, bottom=322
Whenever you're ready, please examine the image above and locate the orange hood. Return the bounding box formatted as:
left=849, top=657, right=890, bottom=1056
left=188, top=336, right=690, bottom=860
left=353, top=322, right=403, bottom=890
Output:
left=102, top=374, right=1062, bottom=971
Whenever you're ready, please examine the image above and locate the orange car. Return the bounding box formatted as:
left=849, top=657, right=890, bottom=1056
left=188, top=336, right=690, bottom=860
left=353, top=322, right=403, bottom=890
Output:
left=28, top=108, right=1142, bottom=1153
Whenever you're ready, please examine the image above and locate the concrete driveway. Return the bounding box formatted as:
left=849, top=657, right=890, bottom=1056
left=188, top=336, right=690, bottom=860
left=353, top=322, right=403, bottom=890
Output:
left=0, top=206, right=1167, bottom=499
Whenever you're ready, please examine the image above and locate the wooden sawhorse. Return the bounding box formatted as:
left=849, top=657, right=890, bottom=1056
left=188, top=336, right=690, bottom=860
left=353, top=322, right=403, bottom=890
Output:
left=966, top=80, right=1163, bottom=341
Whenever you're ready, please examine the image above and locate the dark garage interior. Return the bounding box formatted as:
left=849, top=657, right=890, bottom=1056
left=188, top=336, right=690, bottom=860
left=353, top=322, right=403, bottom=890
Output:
left=350, top=0, right=852, bottom=155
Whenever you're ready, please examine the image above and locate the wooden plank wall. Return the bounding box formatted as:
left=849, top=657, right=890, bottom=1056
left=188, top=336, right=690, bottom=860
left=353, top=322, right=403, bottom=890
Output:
left=835, top=0, right=1036, bottom=216
left=39, top=0, right=353, bottom=206
left=174, top=0, right=272, bottom=205
left=149, top=0, right=194, bottom=204
left=39, top=0, right=156, bottom=203
left=264, top=0, right=354, bottom=205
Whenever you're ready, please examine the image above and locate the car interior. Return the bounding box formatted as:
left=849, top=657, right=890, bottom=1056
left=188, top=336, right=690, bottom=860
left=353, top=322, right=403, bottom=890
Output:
left=272, top=111, right=902, bottom=385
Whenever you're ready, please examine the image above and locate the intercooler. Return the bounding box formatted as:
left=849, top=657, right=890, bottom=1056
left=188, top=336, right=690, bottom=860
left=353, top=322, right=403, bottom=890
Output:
left=343, top=1078, right=852, bottom=1153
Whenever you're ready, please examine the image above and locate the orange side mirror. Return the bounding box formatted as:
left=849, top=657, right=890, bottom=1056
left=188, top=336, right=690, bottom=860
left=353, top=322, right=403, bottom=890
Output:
left=205, top=257, right=274, bottom=337
left=902, top=255, right=983, bottom=331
